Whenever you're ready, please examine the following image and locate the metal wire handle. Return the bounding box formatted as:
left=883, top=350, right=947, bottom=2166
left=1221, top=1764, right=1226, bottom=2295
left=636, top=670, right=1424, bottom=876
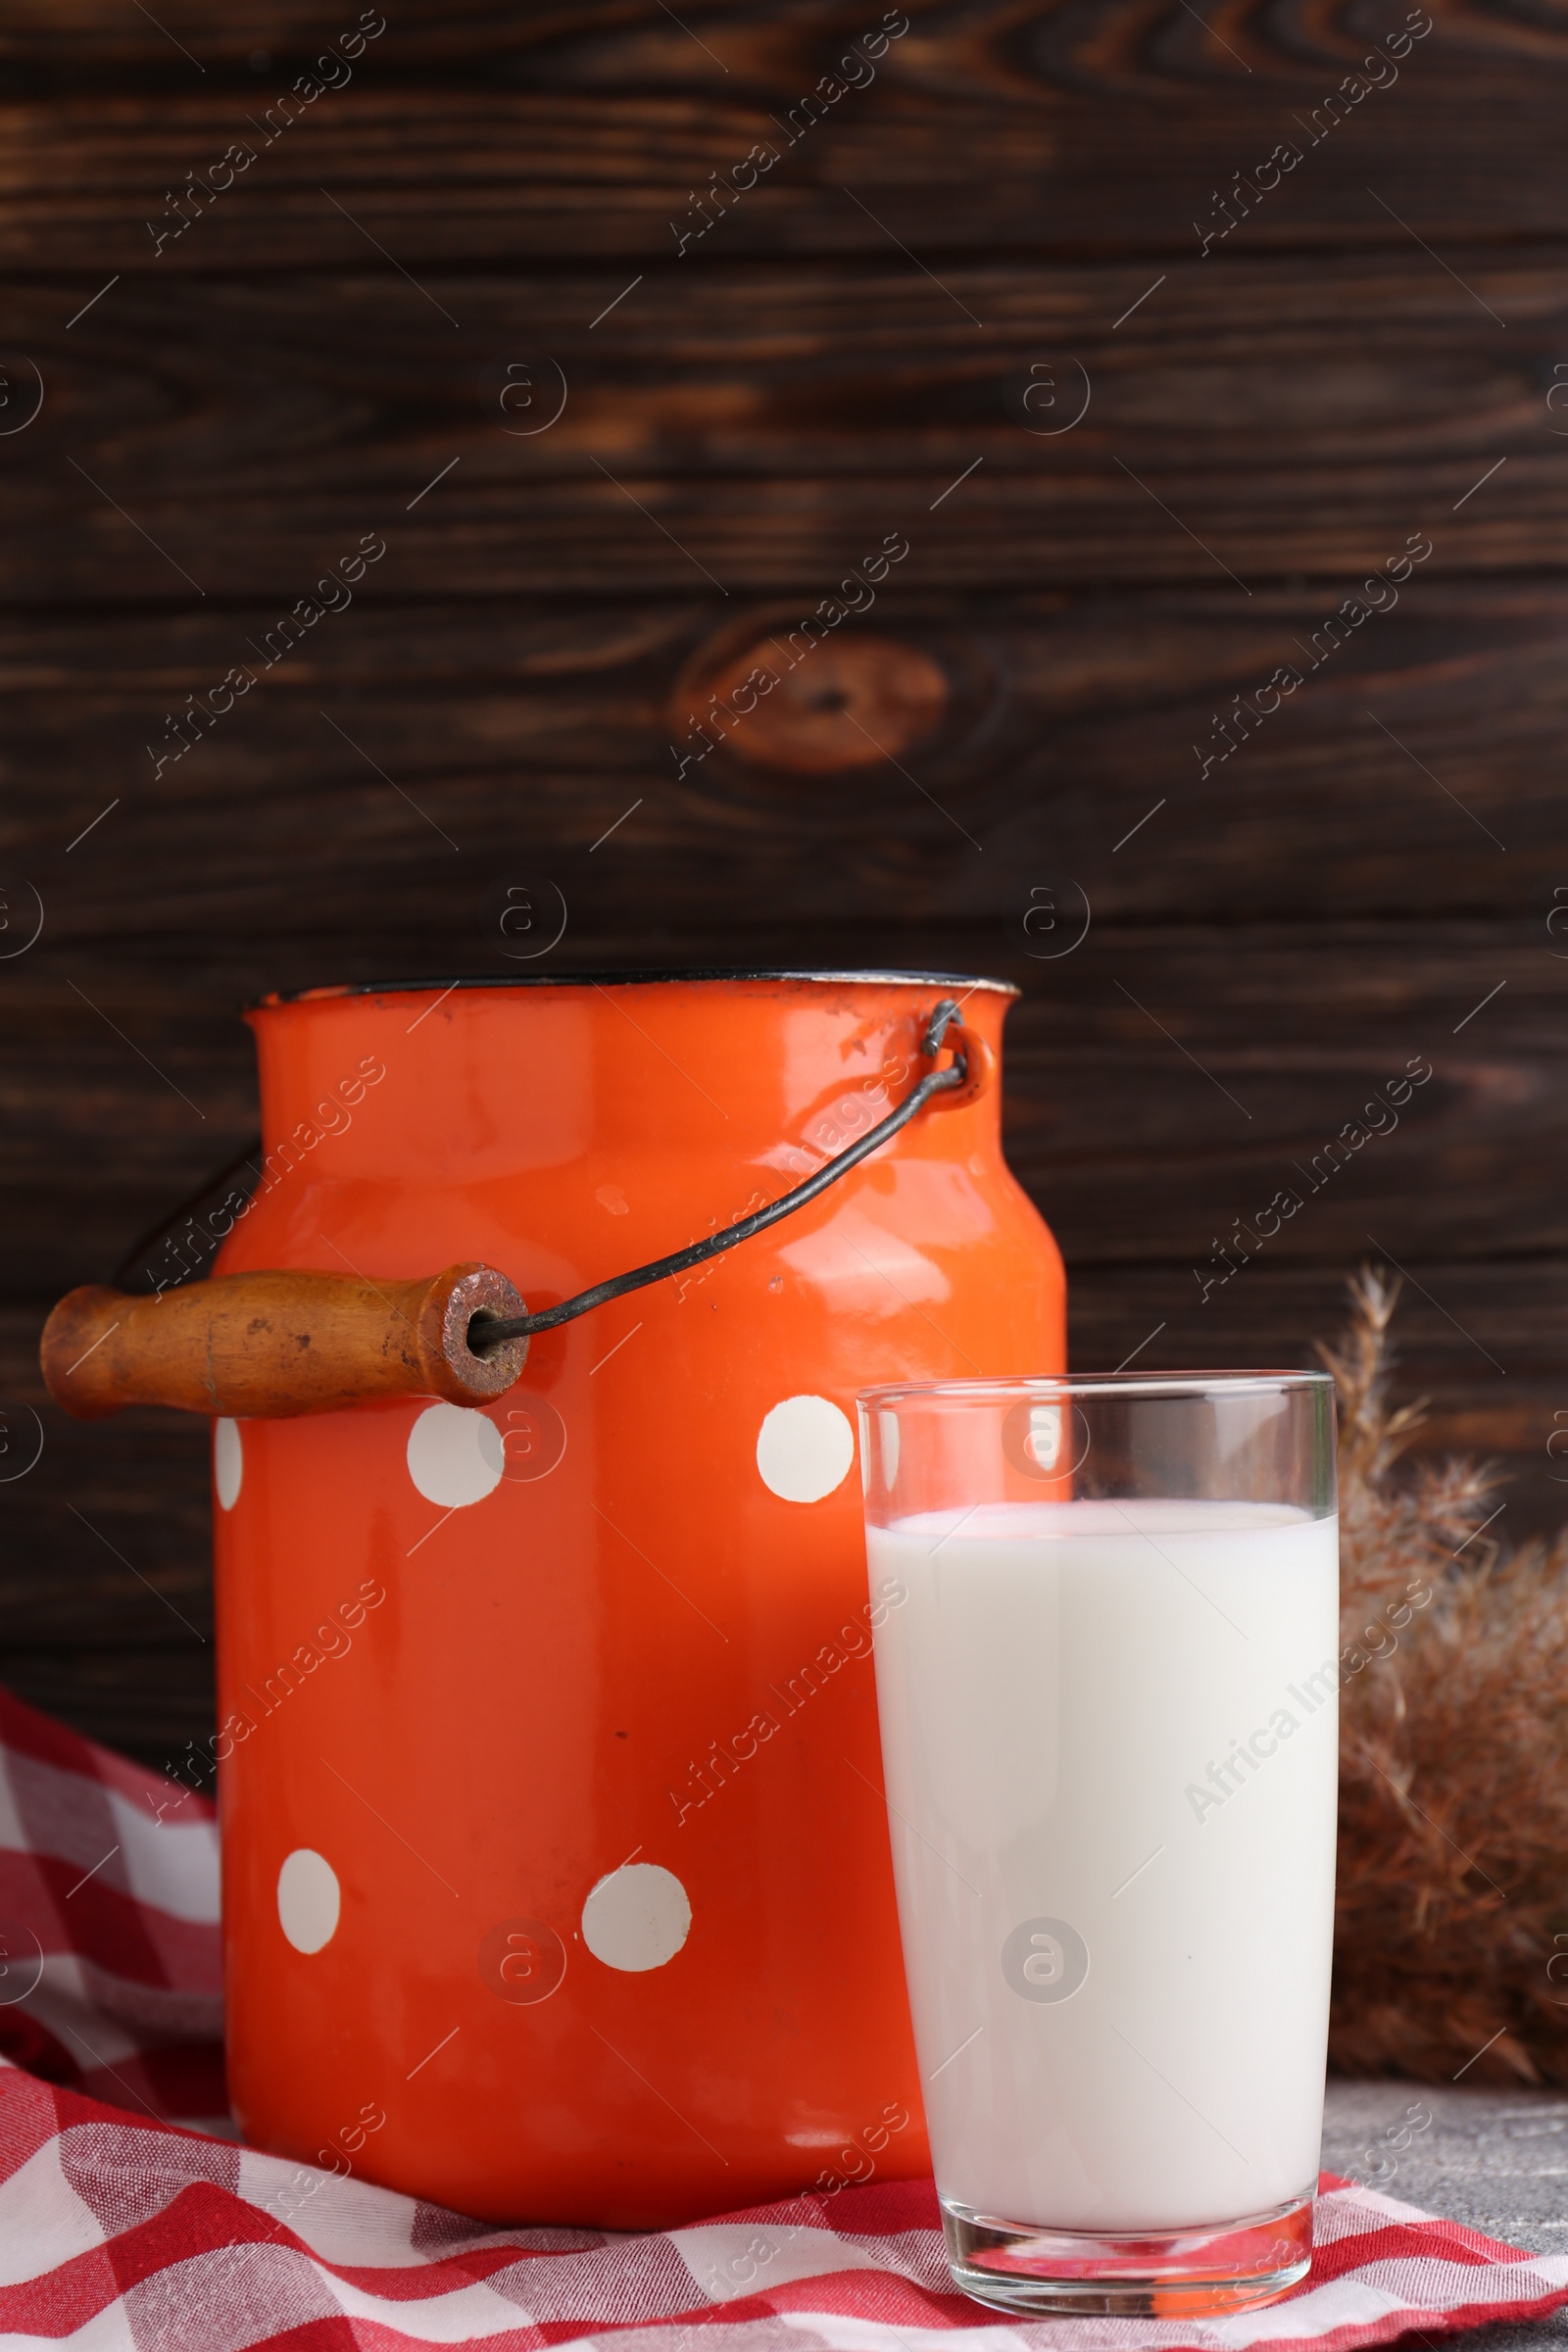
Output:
left=468, top=999, right=968, bottom=1352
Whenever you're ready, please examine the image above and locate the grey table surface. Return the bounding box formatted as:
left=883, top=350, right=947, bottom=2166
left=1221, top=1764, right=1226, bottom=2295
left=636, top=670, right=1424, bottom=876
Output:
left=1321, top=2081, right=1568, bottom=2349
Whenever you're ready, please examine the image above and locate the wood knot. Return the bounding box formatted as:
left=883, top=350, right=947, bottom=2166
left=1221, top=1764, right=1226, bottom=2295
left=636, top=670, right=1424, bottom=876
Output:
left=672, top=626, right=949, bottom=775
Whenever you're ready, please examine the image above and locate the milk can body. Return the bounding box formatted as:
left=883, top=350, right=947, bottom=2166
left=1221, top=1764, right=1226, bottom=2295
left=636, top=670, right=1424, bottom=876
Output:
left=213, top=971, right=1065, bottom=2225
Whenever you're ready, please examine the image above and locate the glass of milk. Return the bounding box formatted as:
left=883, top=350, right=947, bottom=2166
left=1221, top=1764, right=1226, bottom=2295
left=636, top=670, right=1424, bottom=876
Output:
left=858, top=1372, right=1338, bottom=2317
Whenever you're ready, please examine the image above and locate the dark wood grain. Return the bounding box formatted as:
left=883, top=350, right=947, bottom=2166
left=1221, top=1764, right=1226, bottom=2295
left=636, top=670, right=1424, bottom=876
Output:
left=11, top=0, right=1568, bottom=266
left=0, top=590, right=1557, bottom=947
left=0, top=253, right=1559, bottom=600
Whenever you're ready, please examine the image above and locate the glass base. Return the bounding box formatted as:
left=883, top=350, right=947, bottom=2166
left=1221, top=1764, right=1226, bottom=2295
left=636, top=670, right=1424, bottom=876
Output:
left=941, top=2189, right=1314, bottom=2317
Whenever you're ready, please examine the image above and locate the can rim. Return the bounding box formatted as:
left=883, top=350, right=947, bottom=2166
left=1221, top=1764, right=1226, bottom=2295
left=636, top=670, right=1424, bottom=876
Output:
left=253, top=968, right=1020, bottom=1009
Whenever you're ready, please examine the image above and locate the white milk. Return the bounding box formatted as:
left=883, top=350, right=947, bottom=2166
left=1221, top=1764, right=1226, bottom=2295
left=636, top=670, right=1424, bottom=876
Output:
left=868, top=1498, right=1339, bottom=2233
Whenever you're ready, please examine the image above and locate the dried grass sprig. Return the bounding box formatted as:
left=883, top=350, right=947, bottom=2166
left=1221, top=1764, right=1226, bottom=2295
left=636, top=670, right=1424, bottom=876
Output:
left=1328, top=1267, right=1568, bottom=2084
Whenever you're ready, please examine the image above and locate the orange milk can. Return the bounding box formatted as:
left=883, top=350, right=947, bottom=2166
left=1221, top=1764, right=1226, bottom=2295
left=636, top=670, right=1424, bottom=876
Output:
left=43, top=969, right=1065, bottom=2225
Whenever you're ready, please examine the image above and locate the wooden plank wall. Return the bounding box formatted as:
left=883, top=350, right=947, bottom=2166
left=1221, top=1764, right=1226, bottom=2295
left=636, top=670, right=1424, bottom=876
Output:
left=2, top=0, right=1564, bottom=1765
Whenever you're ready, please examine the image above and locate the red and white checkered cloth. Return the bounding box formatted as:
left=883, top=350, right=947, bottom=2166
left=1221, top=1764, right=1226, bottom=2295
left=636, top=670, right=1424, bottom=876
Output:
left=3, top=1683, right=1567, bottom=2352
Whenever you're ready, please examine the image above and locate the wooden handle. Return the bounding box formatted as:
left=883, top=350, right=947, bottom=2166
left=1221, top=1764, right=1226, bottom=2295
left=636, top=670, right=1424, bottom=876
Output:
left=39, top=1262, right=529, bottom=1420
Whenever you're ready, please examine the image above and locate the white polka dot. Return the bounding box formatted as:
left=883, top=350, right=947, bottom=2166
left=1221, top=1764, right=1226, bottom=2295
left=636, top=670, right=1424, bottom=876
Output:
left=214, top=1418, right=243, bottom=1511
left=756, top=1395, right=855, bottom=1503
left=406, top=1403, right=505, bottom=1508
left=277, top=1848, right=340, bottom=1954
left=581, top=1862, right=691, bottom=1973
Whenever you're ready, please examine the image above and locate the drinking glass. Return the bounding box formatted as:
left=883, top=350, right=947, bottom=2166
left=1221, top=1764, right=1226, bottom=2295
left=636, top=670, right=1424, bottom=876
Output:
left=858, top=1372, right=1338, bottom=2317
